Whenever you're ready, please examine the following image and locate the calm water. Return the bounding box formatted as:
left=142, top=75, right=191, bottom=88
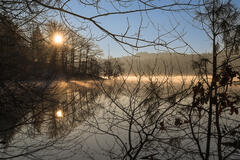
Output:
left=1, top=77, right=240, bottom=160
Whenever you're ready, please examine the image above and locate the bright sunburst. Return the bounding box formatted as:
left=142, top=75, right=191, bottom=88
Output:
left=53, top=34, right=63, bottom=44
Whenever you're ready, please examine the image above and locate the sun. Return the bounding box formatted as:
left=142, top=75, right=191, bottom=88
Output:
left=56, top=109, right=63, bottom=118
left=53, top=34, right=63, bottom=44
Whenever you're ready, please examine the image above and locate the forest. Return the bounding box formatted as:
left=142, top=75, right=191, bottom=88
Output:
left=116, top=52, right=211, bottom=75
left=0, top=14, right=123, bottom=82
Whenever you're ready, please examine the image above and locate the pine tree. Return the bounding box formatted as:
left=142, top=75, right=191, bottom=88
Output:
left=31, top=26, right=45, bottom=63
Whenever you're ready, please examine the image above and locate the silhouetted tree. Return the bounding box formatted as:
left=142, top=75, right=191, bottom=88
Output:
left=31, top=25, right=46, bottom=63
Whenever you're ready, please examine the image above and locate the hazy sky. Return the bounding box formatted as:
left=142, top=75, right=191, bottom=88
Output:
left=63, top=0, right=240, bottom=57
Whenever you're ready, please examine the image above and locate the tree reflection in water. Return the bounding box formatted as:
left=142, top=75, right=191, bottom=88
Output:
left=2, top=77, right=240, bottom=160
left=0, top=81, right=101, bottom=159
left=47, top=81, right=101, bottom=139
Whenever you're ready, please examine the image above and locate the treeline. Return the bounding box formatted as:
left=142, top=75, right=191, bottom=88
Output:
left=116, top=52, right=213, bottom=75
left=0, top=14, right=106, bottom=81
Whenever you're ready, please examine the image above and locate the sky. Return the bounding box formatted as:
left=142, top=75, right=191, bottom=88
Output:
left=61, top=0, right=240, bottom=58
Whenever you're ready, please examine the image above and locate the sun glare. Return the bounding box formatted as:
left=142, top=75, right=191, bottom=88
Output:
left=56, top=110, right=63, bottom=118
left=53, top=34, right=63, bottom=44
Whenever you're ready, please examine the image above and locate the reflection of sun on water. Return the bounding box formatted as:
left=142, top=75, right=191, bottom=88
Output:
left=56, top=110, right=63, bottom=118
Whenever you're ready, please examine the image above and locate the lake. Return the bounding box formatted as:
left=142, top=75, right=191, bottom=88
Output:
left=1, top=76, right=240, bottom=160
